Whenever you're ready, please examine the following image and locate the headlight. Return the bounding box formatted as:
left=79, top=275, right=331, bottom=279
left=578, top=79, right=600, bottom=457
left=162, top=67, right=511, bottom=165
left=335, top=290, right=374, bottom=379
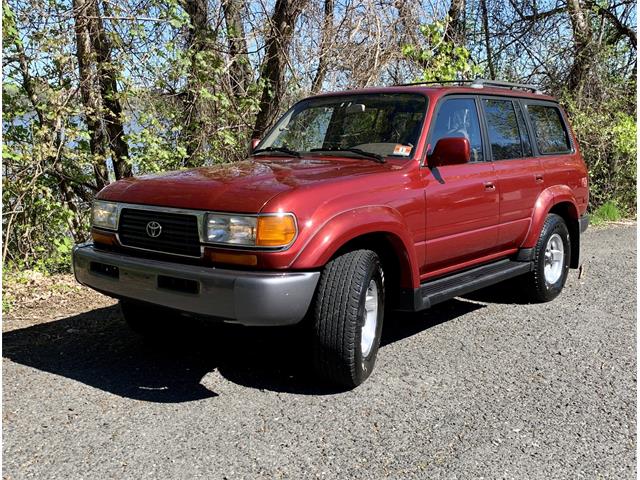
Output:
left=206, top=214, right=257, bottom=245
left=205, top=213, right=296, bottom=247
left=91, top=201, right=119, bottom=230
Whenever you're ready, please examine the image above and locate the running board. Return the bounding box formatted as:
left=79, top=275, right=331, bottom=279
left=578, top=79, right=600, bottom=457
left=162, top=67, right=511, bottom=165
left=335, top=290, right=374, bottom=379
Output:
left=398, top=259, right=533, bottom=311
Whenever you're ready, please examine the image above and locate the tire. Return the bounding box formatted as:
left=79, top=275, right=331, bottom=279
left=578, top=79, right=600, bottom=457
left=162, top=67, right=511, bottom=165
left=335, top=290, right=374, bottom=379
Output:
left=311, top=249, right=385, bottom=388
left=524, top=213, right=571, bottom=303
left=119, top=300, right=175, bottom=337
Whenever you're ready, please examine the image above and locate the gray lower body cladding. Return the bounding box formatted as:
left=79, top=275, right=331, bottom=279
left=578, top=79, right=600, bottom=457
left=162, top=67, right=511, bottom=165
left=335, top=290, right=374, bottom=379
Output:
left=72, top=243, right=320, bottom=326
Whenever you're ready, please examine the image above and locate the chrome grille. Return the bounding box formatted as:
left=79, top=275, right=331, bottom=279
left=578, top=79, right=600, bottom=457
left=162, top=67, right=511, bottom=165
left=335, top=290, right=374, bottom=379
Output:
left=118, top=208, right=201, bottom=257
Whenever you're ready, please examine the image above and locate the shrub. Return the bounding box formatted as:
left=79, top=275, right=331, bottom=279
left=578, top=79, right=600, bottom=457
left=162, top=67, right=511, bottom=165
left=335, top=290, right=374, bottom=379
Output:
left=591, top=200, right=622, bottom=225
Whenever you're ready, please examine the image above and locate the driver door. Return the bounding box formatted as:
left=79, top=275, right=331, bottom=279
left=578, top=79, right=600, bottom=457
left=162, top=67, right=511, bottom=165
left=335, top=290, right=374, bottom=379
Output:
left=422, top=96, right=499, bottom=279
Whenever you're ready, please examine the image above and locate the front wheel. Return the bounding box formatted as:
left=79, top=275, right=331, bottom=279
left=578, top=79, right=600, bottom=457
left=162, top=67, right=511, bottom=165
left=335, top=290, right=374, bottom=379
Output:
left=524, top=213, right=571, bottom=303
left=311, top=249, right=385, bottom=388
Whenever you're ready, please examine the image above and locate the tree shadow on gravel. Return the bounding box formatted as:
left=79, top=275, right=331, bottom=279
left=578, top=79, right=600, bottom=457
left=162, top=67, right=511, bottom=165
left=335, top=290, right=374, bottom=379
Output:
left=3, top=298, right=484, bottom=402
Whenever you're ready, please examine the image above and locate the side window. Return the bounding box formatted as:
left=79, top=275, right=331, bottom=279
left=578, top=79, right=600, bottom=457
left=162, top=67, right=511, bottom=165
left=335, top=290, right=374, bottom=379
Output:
left=482, top=99, right=523, bottom=160
left=430, top=98, right=483, bottom=162
left=514, top=102, right=533, bottom=157
left=526, top=104, right=571, bottom=154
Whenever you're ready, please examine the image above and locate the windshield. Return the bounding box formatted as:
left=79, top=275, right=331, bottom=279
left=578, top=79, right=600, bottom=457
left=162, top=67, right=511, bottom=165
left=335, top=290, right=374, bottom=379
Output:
left=258, top=93, right=428, bottom=159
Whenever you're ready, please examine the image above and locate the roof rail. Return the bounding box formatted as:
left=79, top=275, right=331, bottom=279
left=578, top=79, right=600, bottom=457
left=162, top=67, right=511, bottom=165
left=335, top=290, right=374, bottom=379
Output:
left=395, top=78, right=543, bottom=94
left=395, top=80, right=475, bottom=87
left=470, top=78, right=543, bottom=94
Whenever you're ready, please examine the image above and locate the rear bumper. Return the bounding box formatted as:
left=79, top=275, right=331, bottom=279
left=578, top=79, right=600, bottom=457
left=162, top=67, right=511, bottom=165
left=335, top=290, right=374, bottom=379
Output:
left=72, top=243, right=320, bottom=326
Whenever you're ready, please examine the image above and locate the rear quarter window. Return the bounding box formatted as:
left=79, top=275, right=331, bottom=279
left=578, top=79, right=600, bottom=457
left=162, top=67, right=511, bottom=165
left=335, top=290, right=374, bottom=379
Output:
left=526, top=104, right=571, bottom=154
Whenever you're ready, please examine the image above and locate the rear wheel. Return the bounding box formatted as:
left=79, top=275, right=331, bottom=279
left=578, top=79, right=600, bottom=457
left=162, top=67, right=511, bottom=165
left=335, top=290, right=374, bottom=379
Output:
left=311, top=249, right=385, bottom=388
left=524, top=213, right=571, bottom=302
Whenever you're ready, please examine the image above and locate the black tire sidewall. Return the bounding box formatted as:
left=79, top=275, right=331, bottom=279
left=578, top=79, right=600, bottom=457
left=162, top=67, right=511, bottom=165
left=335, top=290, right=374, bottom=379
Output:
left=534, top=215, right=571, bottom=299
left=311, top=249, right=386, bottom=387
left=353, top=257, right=385, bottom=384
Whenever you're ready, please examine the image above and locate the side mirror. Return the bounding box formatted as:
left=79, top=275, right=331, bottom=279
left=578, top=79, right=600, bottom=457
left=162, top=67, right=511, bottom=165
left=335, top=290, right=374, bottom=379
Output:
left=428, top=137, right=471, bottom=167
left=250, top=138, right=260, bottom=154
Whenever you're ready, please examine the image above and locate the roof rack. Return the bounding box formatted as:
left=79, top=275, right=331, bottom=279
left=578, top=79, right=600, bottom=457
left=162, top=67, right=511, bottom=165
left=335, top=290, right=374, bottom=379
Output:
left=396, top=78, right=543, bottom=94
left=469, top=79, right=543, bottom=94
left=396, top=80, right=475, bottom=87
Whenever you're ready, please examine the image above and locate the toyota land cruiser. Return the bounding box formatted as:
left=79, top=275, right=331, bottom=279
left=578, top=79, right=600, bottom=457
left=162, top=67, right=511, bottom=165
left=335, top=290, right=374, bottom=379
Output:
left=73, top=79, right=589, bottom=388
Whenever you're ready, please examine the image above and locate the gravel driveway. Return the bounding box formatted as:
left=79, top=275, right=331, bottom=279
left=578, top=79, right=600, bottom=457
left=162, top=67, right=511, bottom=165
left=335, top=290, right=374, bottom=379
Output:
left=3, top=225, right=636, bottom=479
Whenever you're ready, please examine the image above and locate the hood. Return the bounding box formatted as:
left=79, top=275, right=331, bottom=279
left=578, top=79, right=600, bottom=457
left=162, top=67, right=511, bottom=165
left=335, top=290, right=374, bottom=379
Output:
left=97, top=156, right=398, bottom=213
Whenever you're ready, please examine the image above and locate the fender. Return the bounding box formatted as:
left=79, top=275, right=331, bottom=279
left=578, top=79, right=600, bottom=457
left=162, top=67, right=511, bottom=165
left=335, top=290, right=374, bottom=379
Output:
left=522, top=185, right=579, bottom=248
left=291, top=205, right=420, bottom=288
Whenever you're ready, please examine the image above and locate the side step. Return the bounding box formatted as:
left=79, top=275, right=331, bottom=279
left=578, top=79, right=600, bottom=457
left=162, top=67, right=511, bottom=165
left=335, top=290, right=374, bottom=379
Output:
left=409, top=259, right=533, bottom=311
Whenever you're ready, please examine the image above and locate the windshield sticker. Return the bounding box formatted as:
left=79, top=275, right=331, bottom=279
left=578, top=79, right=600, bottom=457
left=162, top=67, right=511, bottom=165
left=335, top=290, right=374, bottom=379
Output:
left=393, top=144, right=412, bottom=156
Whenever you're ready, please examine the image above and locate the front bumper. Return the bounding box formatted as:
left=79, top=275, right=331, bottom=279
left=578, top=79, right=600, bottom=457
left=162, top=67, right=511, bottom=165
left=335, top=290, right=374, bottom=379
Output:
left=72, top=243, right=320, bottom=326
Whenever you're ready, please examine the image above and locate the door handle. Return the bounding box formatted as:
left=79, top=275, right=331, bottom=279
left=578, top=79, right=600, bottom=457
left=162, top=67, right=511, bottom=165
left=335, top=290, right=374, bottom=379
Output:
left=535, top=174, right=544, bottom=183
left=483, top=181, right=496, bottom=191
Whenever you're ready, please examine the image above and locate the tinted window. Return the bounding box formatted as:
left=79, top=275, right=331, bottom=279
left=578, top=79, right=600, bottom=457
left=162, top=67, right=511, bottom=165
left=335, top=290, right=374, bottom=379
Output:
left=483, top=99, right=523, bottom=160
left=514, top=102, right=533, bottom=157
left=526, top=104, right=571, bottom=154
left=262, top=93, right=427, bottom=158
left=275, top=107, right=332, bottom=152
left=430, top=98, right=483, bottom=162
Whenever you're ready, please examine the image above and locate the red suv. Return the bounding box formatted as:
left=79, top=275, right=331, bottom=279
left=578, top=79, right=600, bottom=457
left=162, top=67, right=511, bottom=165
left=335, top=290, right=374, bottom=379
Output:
left=73, top=79, right=589, bottom=388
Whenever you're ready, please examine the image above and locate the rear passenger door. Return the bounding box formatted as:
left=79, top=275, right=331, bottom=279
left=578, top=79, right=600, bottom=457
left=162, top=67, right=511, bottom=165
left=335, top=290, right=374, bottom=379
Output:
left=522, top=101, right=576, bottom=191
left=481, top=97, right=543, bottom=249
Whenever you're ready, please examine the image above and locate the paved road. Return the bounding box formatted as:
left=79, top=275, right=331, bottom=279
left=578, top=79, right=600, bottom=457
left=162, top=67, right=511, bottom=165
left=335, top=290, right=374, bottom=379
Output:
left=3, top=225, right=636, bottom=479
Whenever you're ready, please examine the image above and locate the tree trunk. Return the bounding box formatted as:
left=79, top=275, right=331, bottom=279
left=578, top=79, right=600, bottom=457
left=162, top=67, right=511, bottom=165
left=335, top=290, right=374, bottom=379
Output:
left=567, top=0, right=593, bottom=92
left=88, top=0, right=132, bottom=179
left=444, top=0, right=466, bottom=47
left=222, top=0, right=252, bottom=96
left=480, top=0, right=495, bottom=79
left=394, top=0, right=420, bottom=46
left=252, top=0, right=309, bottom=139
left=72, top=0, right=109, bottom=190
left=180, top=0, right=213, bottom=167
left=311, top=0, right=334, bottom=94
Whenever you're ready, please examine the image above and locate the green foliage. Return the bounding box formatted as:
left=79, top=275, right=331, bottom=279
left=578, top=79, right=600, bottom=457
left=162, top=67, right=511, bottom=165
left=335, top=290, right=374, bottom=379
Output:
left=402, top=19, right=481, bottom=82
left=2, top=0, right=265, bottom=273
left=591, top=200, right=622, bottom=225
left=562, top=80, right=637, bottom=215
left=2, top=296, right=13, bottom=315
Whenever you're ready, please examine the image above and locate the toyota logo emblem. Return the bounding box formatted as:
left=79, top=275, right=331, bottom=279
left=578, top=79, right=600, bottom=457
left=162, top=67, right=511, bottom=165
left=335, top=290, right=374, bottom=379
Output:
left=146, top=221, right=162, bottom=238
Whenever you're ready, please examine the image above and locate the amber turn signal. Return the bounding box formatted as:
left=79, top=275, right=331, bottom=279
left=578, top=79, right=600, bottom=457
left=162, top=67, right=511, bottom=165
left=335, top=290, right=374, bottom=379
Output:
left=91, top=228, right=117, bottom=246
left=205, top=249, right=258, bottom=266
left=256, top=215, right=296, bottom=247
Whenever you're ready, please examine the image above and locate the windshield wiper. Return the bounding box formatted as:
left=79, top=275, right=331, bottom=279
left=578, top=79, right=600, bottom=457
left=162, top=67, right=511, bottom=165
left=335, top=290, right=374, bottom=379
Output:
left=253, top=146, right=300, bottom=158
left=310, top=147, right=386, bottom=164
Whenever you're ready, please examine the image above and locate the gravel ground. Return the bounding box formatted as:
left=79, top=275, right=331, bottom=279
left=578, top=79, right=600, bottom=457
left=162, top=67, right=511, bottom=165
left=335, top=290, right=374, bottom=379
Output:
left=3, top=224, right=636, bottom=479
